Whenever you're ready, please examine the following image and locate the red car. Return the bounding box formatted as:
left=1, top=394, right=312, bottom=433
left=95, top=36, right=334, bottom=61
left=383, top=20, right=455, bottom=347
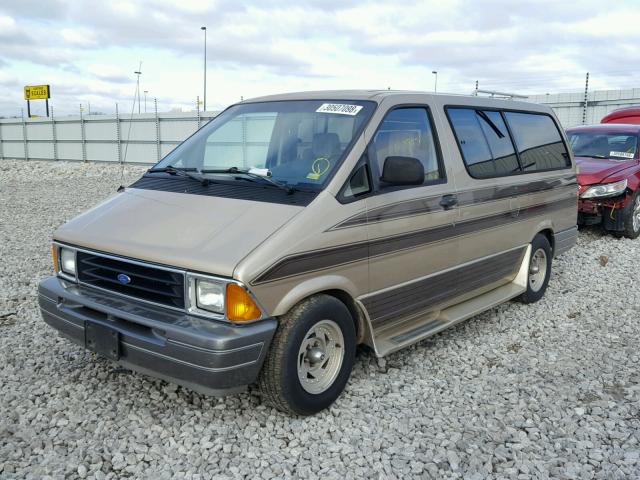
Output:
left=601, top=107, right=640, bottom=125
left=566, top=124, right=640, bottom=238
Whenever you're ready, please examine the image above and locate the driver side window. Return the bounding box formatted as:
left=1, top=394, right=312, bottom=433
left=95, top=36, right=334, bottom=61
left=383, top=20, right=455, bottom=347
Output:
left=371, top=108, right=443, bottom=184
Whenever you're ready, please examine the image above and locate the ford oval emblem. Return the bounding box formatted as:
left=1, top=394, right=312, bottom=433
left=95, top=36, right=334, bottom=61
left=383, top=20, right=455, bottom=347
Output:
left=117, top=273, right=131, bottom=285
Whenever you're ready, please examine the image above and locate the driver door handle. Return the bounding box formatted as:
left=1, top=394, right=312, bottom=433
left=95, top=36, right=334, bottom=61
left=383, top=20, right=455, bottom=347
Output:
left=439, top=194, right=458, bottom=210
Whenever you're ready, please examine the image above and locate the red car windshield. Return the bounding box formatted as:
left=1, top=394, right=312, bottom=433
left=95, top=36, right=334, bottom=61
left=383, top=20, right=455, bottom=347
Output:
left=568, top=131, right=638, bottom=160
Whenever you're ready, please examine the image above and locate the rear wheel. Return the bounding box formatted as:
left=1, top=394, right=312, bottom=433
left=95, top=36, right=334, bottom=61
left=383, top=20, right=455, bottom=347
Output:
left=518, top=234, right=552, bottom=304
left=258, top=295, right=356, bottom=416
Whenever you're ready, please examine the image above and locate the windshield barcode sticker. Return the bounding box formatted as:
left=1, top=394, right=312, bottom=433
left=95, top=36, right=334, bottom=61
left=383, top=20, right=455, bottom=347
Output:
left=316, top=103, right=363, bottom=116
left=610, top=151, right=634, bottom=159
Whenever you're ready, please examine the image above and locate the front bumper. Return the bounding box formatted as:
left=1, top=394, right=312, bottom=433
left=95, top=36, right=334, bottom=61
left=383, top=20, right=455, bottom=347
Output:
left=578, top=195, right=630, bottom=231
left=38, top=276, right=277, bottom=395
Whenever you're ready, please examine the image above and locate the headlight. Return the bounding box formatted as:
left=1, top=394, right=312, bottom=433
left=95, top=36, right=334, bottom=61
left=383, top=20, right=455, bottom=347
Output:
left=187, top=274, right=262, bottom=321
left=59, top=247, right=77, bottom=276
left=580, top=179, right=627, bottom=199
left=195, top=279, right=225, bottom=313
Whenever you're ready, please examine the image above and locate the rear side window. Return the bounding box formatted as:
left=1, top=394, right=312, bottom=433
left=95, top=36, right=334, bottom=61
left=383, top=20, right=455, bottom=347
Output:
left=479, top=111, right=520, bottom=175
left=447, top=107, right=570, bottom=178
left=447, top=108, right=519, bottom=178
left=503, top=112, right=570, bottom=171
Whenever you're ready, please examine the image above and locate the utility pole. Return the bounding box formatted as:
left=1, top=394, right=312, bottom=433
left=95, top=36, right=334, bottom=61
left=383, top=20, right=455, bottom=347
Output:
left=201, top=26, right=207, bottom=112
left=474, top=80, right=479, bottom=96
left=432, top=71, right=438, bottom=93
left=582, top=72, right=590, bottom=125
left=134, top=62, right=142, bottom=114
left=144, top=90, right=148, bottom=113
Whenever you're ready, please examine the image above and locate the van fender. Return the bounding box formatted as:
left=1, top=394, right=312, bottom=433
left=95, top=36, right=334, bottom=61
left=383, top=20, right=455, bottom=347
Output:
left=532, top=219, right=554, bottom=237
left=270, top=275, right=362, bottom=318
left=530, top=219, right=556, bottom=252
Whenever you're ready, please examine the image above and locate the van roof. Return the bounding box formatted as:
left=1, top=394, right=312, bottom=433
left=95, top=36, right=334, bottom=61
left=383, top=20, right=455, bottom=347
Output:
left=241, top=90, right=549, bottom=113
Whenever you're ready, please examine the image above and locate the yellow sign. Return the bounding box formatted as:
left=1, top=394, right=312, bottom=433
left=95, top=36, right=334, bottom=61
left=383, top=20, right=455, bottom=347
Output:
left=24, top=85, right=50, bottom=100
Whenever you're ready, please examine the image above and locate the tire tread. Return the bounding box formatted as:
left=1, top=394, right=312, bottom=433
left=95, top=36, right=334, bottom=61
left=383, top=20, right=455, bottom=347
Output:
left=517, top=234, right=552, bottom=304
left=258, top=295, right=331, bottom=415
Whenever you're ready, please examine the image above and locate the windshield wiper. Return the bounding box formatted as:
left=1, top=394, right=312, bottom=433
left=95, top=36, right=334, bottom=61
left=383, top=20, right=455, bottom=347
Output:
left=201, top=167, right=297, bottom=194
left=147, top=166, right=210, bottom=185
left=578, top=154, right=607, bottom=159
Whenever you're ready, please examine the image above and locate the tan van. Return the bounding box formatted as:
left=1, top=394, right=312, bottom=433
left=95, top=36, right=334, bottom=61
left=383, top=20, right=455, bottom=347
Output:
left=39, top=91, right=577, bottom=415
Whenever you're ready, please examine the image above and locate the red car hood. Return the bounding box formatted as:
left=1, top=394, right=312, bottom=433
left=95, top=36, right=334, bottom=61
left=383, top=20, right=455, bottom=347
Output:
left=576, top=156, right=637, bottom=186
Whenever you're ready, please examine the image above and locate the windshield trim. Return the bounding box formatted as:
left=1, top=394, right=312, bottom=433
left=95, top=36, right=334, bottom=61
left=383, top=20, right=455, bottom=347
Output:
left=149, top=99, right=378, bottom=193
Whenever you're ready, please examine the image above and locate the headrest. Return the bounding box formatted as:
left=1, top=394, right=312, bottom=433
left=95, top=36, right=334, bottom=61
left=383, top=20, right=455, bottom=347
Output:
left=312, top=133, right=341, bottom=157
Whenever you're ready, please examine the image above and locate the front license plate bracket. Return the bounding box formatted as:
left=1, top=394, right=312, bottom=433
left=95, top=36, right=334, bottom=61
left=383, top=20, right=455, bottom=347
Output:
left=85, top=322, right=120, bottom=361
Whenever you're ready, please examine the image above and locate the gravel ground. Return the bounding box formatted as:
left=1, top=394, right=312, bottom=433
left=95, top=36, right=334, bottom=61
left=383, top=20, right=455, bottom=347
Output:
left=1, top=159, right=639, bottom=480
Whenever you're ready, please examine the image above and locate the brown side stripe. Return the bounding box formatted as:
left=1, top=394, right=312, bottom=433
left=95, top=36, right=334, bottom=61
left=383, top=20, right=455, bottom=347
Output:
left=251, top=195, right=574, bottom=285
left=336, top=195, right=443, bottom=228
left=331, top=174, right=577, bottom=230
left=252, top=243, right=370, bottom=285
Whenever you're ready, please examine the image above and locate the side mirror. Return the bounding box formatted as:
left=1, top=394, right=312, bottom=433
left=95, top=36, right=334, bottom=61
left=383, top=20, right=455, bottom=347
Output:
left=380, top=156, right=424, bottom=186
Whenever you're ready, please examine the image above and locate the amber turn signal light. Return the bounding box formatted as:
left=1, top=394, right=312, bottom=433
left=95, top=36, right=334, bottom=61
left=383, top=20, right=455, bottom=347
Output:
left=226, top=284, right=261, bottom=322
left=51, top=244, right=58, bottom=273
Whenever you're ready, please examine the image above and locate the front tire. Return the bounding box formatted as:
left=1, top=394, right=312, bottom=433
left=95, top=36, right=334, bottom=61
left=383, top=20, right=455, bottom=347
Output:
left=518, top=234, right=552, bottom=304
left=258, top=295, right=356, bottom=416
left=614, top=191, right=640, bottom=239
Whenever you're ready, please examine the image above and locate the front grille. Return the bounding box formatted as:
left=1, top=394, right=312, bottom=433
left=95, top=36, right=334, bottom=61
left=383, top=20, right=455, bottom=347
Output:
left=77, top=252, right=185, bottom=309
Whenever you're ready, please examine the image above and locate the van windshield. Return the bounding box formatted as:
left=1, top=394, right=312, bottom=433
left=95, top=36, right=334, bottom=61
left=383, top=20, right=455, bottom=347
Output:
left=568, top=131, right=638, bottom=160
left=153, top=100, right=376, bottom=190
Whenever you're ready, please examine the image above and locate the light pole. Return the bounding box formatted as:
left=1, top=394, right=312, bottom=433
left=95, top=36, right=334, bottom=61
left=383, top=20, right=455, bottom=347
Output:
left=144, top=90, right=148, bottom=113
left=201, top=26, right=207, bottom=112
left=432, top=71, right=438, bottom=93
left=134, top=64, right=142, bottom=114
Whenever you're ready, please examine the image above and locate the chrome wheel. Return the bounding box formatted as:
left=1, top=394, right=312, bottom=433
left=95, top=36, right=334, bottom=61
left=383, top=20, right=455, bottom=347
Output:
left=632, top=196, right=640, bottom=232
left=528, top=248, right=547, bottom=292
left=297, top=319, right=344, bottom=394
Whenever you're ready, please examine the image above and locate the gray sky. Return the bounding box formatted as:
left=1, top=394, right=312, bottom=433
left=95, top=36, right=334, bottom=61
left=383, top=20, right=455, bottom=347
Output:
left=1, top=0, right=639, bottom=116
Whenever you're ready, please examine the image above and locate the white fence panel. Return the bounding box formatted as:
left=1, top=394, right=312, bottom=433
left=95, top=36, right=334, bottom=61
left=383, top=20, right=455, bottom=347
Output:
left=86, top=143, right=119, bottom=163
left=57, top=143, right=83, bottom=161
left=85, top=119, right=116, bottom=140
left=56, top=120, right=82, bottom=141
left=3, top=142, right=25, bottom=158
left=121, top=143, right=157, bottom=164
left=27, top=121, right=52, bottom=141
left=0, top=111, right=219, bottom=163
left=528, top=88, right=640, bottom=127
left=27, top=142, right=53, bottom=159
left=2, top=123, right=23, bottom=140
left=159, top=117, right=199, bottom=142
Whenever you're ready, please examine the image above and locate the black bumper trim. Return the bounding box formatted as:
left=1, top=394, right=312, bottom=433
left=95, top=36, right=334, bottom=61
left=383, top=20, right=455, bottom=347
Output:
left=38, top=276, right=277, bottom=395
left=554, top=225, right=578, bottom=257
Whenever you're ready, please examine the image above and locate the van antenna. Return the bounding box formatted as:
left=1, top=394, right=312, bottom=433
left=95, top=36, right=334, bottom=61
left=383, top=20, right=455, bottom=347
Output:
left=119, top=61, right=142, bottom=191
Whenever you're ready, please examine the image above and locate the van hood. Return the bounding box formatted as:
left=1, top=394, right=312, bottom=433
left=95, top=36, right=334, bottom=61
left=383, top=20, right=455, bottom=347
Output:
left=576, top=156, right=637, bottom=186
left=54, top=188, right=304, bottom=277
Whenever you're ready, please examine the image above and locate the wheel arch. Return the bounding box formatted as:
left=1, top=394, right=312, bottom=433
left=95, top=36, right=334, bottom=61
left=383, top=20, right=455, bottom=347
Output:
left=270, top=276, right=370, bottom=345
left=537, top=227, right=555, bottom=256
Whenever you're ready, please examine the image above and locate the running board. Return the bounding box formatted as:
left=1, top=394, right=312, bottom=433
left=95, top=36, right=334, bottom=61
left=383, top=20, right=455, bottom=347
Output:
left=371, top=245, right=531, bottom=357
